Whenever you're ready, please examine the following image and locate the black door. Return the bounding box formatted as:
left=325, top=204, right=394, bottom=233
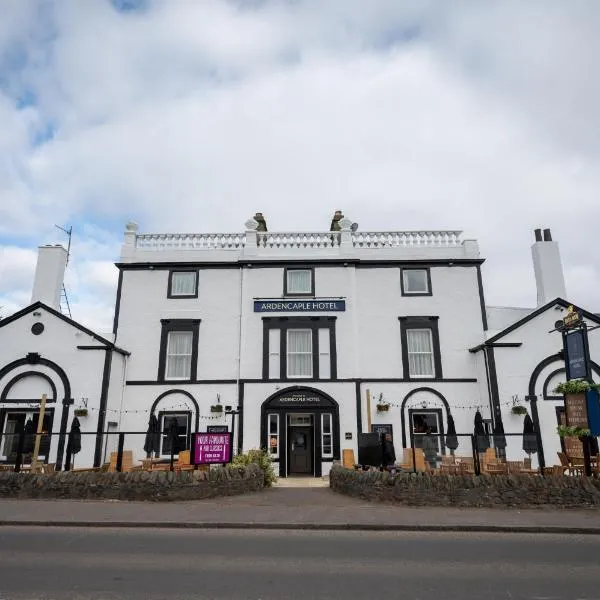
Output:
left=288, top=427, right=312, bottom=474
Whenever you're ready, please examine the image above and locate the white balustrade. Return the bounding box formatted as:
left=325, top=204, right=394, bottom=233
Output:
left=256, top=231, right=341, bottom=249
left=133, top=230, right=461, bottom=251
left=352, top=230, right=462, bottom=248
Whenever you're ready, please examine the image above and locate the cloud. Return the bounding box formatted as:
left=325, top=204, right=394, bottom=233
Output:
left=0, top=0, right=599, bottom=334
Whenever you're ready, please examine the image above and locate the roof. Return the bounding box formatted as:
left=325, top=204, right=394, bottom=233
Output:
left=470, top=297, right=600, bottom=352
left=0, top=301, right=130, bottom=356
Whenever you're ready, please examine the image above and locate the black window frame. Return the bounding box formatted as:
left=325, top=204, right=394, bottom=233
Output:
left=262, top=316, right=337, bottom=381
left=167, top=269, right=199, bottom=299
left=398, top=316, right=442, bottom=380
left=400, top=268, right=432, bottom=297
left=158, top=319, right=201, bottom=382
left=283, top=267, right=315, bottom=297
left=158, top=410, right=192, bottom=456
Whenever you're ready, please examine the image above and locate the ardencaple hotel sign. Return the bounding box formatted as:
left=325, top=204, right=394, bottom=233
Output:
left=254, top=299, right=345, bottom=312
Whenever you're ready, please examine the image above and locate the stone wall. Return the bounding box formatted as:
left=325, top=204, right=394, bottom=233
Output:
left=0, top=464, right=265, bottom=502
left=330, top=466, right=600, bottom=508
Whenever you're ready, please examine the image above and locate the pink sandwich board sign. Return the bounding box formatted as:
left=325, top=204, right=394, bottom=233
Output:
left=192, top=433, right=232, bottom=464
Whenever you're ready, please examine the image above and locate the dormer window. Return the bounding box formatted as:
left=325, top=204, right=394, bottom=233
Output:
left=284, top=268, right=314, bottom=296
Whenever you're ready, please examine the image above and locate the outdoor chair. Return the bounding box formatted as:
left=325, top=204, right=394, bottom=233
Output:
left=108, top=451, right=133, bottom=473
left=398, top=448, right=426, bottom=472
left=174, top=450, right=195, bottom=472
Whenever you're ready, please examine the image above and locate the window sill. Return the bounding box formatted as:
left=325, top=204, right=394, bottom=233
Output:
left=167, top=295, right=198, bottom=299
left=401, top=292, right=432, bottom=297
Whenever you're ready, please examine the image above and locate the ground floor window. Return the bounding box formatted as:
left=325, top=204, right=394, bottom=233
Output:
left=321, top=413, right=333, bottom=458
left=0, top=409, right=54, bottom=463
left=410, top=410, right=444, bottom=454
left=160, top=412, right=191, bottom=456
left=268, top=413, right=279, bottom=458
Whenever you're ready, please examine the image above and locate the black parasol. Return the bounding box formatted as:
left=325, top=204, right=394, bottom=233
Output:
left=144, top=414, right=161, bottom=458
left=474, top=410, right=489, bottom=452
left=522, top=414, right=538, bottom=458
left=445, top=414, right=459, bottom=455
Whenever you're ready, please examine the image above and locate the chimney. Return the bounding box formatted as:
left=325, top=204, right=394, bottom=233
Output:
left=330, top=210, right=344, bottom=232
left=531, top=228, right=566, bottom=306
left=31, top=245, right=68, bottom=310
left=253, top=212, right=267, bottom=232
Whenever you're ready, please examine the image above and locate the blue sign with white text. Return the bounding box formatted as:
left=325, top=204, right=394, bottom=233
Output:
left=586, top=389, right=600, bottom=437
left=565, top=329, right=588, bottom=380
left=254, top=299, right=346, bottom=312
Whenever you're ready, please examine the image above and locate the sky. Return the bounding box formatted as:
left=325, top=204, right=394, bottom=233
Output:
left=1, top=0, right=599, bottom=333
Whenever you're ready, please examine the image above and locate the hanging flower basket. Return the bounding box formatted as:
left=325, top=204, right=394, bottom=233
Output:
left=557, top=425, right=590, bottom=438
left=74, top=408, right=88, bottom=417
left=554, top=380, right=600, bottom=394
left=511, top=406, right=528, bottom=416
left=210, top=405, right=223, bottom=413
left=376, top=403, right=390, bottom=413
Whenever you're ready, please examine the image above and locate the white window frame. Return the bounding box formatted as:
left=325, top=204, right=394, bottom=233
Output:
left=165, top=331, right=193, bottom=380
left=286, top=329, right=313, bottom=379
left=268, top=413, right=279, bottom=458
left=402, top=269, right=429, bottom=294
left=286, top=269, right=312, bottom=295
left=406, top=328, right=435, bottom=378
left=160, top=412, right=191, bottom=457
left=321, top=413, right=333, bottom=458
left=169, top=271, right=197, bottom=297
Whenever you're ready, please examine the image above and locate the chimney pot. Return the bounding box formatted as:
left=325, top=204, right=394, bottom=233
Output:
left=543, top=228, right=552, bottom=241
left=253, top=213, right=267, bottom=232
left=31, top=245, right=68, bottom=310
left=534, top=229, right=542, bottom=242
left=330, top=210, right=344, bottom=232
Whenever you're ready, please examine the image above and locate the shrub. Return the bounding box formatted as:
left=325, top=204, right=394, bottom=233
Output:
left=232, top=448, right=277, bottom=487
left=554, top=380, right=600, bottom=395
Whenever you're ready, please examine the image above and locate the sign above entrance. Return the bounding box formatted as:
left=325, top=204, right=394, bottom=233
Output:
left=254, top=299, right=345, bottom=313
left=265, top=389, right=337, bottom=409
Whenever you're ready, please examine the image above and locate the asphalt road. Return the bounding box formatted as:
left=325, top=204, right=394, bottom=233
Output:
left=0, top=527, right=599, bottom=600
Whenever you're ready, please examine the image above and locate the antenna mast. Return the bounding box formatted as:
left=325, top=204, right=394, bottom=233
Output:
left=54, top=225, right=73, bottom=318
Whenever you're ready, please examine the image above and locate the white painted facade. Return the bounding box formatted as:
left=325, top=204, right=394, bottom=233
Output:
left=1, top=216, right=597, bottom=474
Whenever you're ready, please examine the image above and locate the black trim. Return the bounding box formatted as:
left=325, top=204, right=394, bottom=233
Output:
left=527, top=354, right=600, bottom=398
left=0, top=371, right=57, bottom=403
left=262, top=316, right=337, bottom=381
left=355, top=381, right=362, bottom=434
left=469, top=342, right=523, bottom=353
left=398, top=316, right=442, bottom=380
left=126, top=377, right=476, bottom=385
left=157, top=410, right=192, bottom=455
left=485, top=347, right=502, bottom=423
left=157, top=319, right=201, bottom=382
left=77, top=345, right=114, bottom=351
left=542, top=368, right=566, bottom=400
left=0, top=301, right=129, bottom=356
left=407, top=408, right=446, bottom=455
left=127, top=379, right=237, bottom=385
left=115, top=258, right=486, bottom=270
left=151, top=389, right=200, bottom=431
left=112, top=268, right=123, bottom=336
left=283, top=266, right=315, bottom=297
left=400, top=268, right=432, bottom=297
left=93, top=349, right=113, bottom=468
left=399, top=387, right=450, bottom=449
left=476, top=265, right=488, bottom=331
left=237, top=382, right=244, bottom=454
left=526, top=394, right=545, bottom=472
left=486, top=298, right=600, bottom=345
left=167, top=269, right=199, bottom=299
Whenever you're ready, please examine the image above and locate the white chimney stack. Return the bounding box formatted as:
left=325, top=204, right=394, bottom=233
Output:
left=531, top=228, right=566, bottom=307
left=31, top=245, right=68, bottom=311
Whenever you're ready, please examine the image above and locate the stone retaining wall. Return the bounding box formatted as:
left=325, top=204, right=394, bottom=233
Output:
left=0, top=464, right=265, bottom=502
left=330, top=466, right=600, bottom=508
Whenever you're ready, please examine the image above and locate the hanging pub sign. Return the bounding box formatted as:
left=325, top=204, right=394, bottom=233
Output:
left=192, top=433, right=231, bottom=464
left=254, top=299, right=345, bottom=313
left=563, top=305, right=582, bottom=329
left=564, top=329, right=590, bottom=381
left=565, top=395, right=589, bottom=430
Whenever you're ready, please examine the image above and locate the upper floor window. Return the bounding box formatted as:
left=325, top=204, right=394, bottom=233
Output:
left=406, top=329, right=434, bottom=377
left=158, top=319, right=200, bottom=381
left=284, top=268, right=314, bottom=296
left=401, top=269, right=431, bottom=296
left=399, top=316, right=442, bottom=380
left=287, top=329, right=313, bottom=378
left=168, top=270, right=198, bottom=298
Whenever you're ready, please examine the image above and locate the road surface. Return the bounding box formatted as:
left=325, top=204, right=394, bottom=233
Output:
left=0, top=527, right=598, bottom=599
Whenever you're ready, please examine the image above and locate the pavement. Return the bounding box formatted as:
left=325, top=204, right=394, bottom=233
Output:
left=2, top=527, right=599, bottom=599
left=1, top=485, right=600, bottom=533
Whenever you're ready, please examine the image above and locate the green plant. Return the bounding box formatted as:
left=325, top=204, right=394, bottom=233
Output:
left=74, top=408, right=88, bottom=417
left=554, top=380, right=599, bottom=394
left=556, top=425, right=591, bottom=438
left=210, top=405, right=223, bottom=413
left=511, top=406, right=528, bottom=416
left=376, top=403, right=389, bottom=412
left=232, top=448, right=277, bottom=487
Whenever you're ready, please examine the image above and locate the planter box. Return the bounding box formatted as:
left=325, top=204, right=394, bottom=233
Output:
left=74, top=409, right=88, bottom=417
left=210, top=405, right=223, bottom=413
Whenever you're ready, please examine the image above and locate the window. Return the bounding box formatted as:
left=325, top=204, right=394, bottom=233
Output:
left=268, top=414, right=279, bottom=457
left=160, top=413, right=191, bottom=456
left=158, top=319, right=200, bottom=381
left=262, top=316, right=337, bottom=381
left=399, top=316, right=442, bottom=379
left=284, top=268, right=314, bottom=296
left=406, top=329, right=435, bottom=377
left=287, top=329, right=313, bottom=378
left=321, top=413, right=333, bottom=458
left=410, top=410, right=443, bottom=454
left=401, top=269, right=431, bottom=296
left=168, top=270, right=198, bottom=298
